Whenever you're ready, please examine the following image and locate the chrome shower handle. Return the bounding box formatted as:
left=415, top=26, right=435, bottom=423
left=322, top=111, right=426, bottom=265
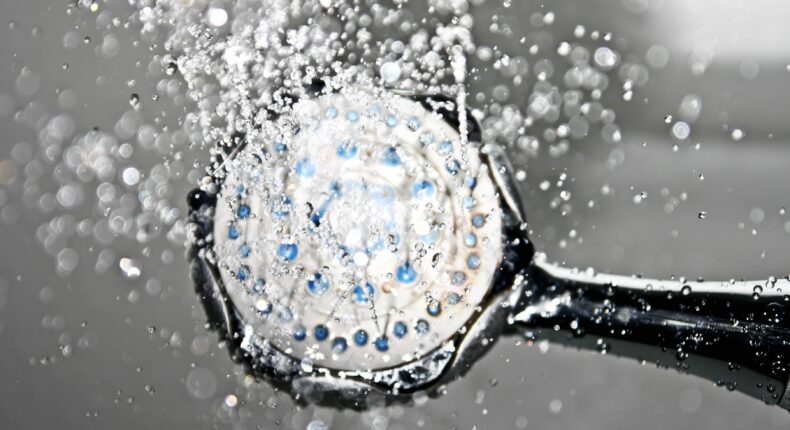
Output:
left=510, top=259, right=790, bottom=409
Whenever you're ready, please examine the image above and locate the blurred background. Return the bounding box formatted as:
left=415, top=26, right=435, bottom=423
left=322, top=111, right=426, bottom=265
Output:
left=3, top=0, right=790, bottom=428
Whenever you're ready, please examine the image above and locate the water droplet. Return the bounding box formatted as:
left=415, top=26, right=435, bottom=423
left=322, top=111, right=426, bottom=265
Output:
left=380, top=61, right=401, bottom=83
left=671, top=121, right=690, bottom=140
left=596, top=338, right=610, bottom=354
left=186, top=367, right=217, bottom=400
left=206, top=7, right=228, bottom=27
left=300, top=357, right=314, bottom=373
left=549, top=398, right=563, bottom=413
left=224, top=394, right=238, bottom=408
left=593, top=47, right=618, bottom=69
left=119, top=257, right=141, bottom=279
left=766, top=303, right=785, bottom=323
left=307, top=420, right=328, bottom=430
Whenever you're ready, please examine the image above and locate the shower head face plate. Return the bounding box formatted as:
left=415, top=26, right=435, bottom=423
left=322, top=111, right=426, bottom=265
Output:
left=211, top=89, right=504, bottom=372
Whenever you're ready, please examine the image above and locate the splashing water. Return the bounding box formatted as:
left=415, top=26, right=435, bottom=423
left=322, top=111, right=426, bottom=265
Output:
left=2, top=0, right=643, bottom=285
left=0, top=0, right=648, bottom=423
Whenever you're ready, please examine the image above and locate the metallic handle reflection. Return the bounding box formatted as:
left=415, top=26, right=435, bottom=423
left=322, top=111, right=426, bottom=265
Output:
left=510, top=258, right=790, bottom=409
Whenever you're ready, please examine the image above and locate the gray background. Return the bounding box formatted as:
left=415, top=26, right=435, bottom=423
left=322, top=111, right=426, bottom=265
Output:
left=2, top=0, right=790, bottom=428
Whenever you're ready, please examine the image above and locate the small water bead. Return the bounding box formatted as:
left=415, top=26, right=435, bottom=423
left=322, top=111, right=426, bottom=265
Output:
left=753, top=285, right=764, bottom=300
left=336, top=140, right=358, bottom=159
left=750, top=207, right=765, bottom=224
left=411, top=180, right=436, bottom=199
left=452, top=271, right=467, bottom=286
left=185, top=367, right=217, bottom=400
left=15, top=67, right=40, bottom=96
left=346, top=111, right=360, bottom=122
left=385, top=115, right=397, bottom=128
left=354, top=329, right=369, bottom=346
left=206, top=6, right=228, bottom=27
left=294, top=159, right=316, bottom=177
left=406, top=117, right=420, bottom=131
left=271, top=196, right=291, bottom=217
left=314, top=325, right=329, bottom=341
left=421, top=230, right=440, bottom=245
left=671, top=121, right=690, bottom=140
left=472, top=214, right=486, bottom=228
left=239, top=243, right=250, bottom=258
left=119, top=257, right=141, bottom=279
left=381, top=146, right=402, bottom=166
left=307, top=273, right=330, bottom=295
left=447, top=293, right=462, bottom=305
left=427, top=301, right=442, bottom=316
left=255, top=299, right=273, bottom=314
left=439, top=140, right=453, bottom=154
left=331, top=337, right=348, bottom=354
left=766, top=303, right=785, bottom=324
left=300, top=357, right=314, bottom=373
left=549, top=398, right=563, bottom=414
left=467, top=254, right=481, bottom=270
left=396, top=263, right=417, bottom=284
left=237, top=204, right=250, bottom=219
left=122, top=167, right=140, bottom=186
left=415, top=319, right=430, bottom=335
left=224, top=394, right=238, bottom=408
left=228, top=224, right=239, bottom=239
left=393, top=321, right=408, bottom=338
left=307, top=420, right=328, bottom=430
left=419, top=132, right=434, bottom=145
left=237, top=265, right=250, bottom=281
left=464, top=233, right=477, bottom=247
left=352, top=282, right=375, bottom=303
left=277, top=243, right=298, bottom=261
left=446, top=159, right=461, bottom=174
left=251, top=278, right=266, bottom=295
left=279, top=308, right=294, bottom=322
left=325, top=106, right=338, bottom=119
left=293, top=325, right=306, bottom=341
left=593, top=47, right=619, bottom=69
left=380, top=61, right=401, bottom=83
left=374, top=336, right=389, bottom=352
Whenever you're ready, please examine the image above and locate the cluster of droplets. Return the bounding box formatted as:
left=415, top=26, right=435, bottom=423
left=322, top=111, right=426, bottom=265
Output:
left=130, top=0, right=652, bottom=267
left=0, top=0, right=652, bottom=284
left=0, top=0, right=662, bottom=421
left=203, top=88, right=503, bottom=372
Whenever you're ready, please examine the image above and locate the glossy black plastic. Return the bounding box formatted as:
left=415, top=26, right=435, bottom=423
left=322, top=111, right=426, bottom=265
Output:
left=511, top=263, right=790, bottom=408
